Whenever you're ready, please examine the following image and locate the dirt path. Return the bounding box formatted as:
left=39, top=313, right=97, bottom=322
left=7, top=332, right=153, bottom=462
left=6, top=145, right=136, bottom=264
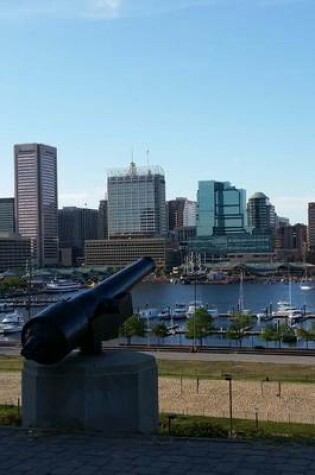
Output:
left=1, top=373, right=314, bottom=424
left=159, top=378, right=315, bottom=424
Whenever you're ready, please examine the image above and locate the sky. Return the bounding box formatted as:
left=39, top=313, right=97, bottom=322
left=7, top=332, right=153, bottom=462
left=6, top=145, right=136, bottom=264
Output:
left=0, top=0, right=315, bottom=224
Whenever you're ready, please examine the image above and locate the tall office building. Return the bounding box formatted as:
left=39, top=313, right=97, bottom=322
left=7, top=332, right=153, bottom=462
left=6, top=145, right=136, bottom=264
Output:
left=14, top=143, right=58, bottom=267
left=183, top=200, right=196, bottom=228
left=98, top=199, right=108, bottom=239
left=58, top=206, right=99, bottom=264
left=196, top=181, right=248, bottom=237
left=0, top=198, right=15, bottom=234
left=275, top=223, right=307, bottom=261
left=168, top=198, right=196, bottom=231
left=247, top=192, right=272, bottom=234
left=107, top=162, right=167, bottom=238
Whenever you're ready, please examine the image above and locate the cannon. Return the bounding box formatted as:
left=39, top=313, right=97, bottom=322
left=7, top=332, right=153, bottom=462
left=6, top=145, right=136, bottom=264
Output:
left=21, top=257, right=155, bottom=365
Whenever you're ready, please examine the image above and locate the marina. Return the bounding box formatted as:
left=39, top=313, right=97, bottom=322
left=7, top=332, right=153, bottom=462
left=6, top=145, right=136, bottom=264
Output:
left=1, top=280, right=315, bottom=348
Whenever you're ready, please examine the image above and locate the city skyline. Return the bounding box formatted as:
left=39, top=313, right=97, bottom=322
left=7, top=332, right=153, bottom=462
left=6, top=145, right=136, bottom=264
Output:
left=1, top=1, right=315, bottom=223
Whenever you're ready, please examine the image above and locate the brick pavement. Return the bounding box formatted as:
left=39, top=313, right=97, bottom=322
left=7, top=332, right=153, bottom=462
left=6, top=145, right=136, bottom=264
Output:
left=0, top=427, right=314, bottom=475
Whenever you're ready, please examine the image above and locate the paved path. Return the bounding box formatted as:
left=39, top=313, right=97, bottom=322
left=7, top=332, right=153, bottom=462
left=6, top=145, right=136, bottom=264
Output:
left=1, top=344, right=315, bottom=365
left=148, top=351, right=315, bottom=365
left=0, top=427, right=314, bottom=474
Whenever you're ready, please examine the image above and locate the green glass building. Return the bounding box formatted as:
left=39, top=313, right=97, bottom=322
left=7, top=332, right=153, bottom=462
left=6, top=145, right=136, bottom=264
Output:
left=197, top=181, right=249, bottom=237
left=192, top=180, right=271, bottom=260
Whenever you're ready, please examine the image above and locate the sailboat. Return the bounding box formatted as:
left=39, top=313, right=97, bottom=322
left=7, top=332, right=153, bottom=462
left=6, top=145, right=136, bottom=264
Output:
left=299, top=267, right=314, bottom=290
left=273, top=277, right=303, bottom=324
left=230, top=270, right=252, bottom=316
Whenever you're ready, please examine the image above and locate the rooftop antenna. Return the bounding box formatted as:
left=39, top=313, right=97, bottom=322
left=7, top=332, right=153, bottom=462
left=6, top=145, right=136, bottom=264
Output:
left=146, top=149, right=150, bottom=168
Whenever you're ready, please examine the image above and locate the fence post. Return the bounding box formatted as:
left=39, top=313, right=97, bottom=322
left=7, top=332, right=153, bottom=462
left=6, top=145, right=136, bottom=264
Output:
left=277, top=381, right=282, bottom=398
left=223, top=374, right=233, bottom=437
left=254, top=407, right=259, bottom=430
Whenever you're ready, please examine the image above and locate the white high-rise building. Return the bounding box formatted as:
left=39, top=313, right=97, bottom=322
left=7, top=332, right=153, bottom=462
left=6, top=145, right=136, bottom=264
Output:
left=14, top=143, right=58, bottom=267
left=107, top=162, right=167, bottom=238
left=183, top=200, right=196, bottom=227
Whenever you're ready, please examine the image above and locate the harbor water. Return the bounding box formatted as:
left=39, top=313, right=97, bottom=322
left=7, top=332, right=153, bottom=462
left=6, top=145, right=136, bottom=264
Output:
left=1, top=280, right=315, bottom=348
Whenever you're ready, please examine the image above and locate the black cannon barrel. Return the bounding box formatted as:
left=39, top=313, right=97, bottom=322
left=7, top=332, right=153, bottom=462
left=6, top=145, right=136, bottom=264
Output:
left=21, top=257, right=155, bottom=365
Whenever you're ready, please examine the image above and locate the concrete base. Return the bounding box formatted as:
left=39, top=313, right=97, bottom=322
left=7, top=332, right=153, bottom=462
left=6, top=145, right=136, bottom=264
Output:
left=22, top=350, right=159, bottom=434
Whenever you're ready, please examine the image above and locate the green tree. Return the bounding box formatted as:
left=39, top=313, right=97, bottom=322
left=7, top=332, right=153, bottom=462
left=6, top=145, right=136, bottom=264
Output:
left=152, top=323, right=169, bottom=344
left=280, top=323, right=297, bottom=345
left=186, top=308, right=214, bottom=347
left=260, top=323, right=296, bottom=348
left=226, top=314, right=252, bottom=347
left=296, top=328, right=315, bottom=349
left=119, top=315, right=146, bottom=345
left=0, top=276, right=27, bottom=295
left=260, top=324, right=279, bottom=348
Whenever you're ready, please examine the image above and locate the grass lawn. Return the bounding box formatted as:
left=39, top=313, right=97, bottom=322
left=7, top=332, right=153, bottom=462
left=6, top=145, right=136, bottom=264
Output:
left=0, top=355, right=315, bottom=382
left=0, top=355, right=23, bottom=372
left=0, top=405, right=21, bottom=425
left=160, top=413, right=315, bottom=441
left=157, top=359, right=315, bottom=382
left=1, top=403, right=313, bottom=442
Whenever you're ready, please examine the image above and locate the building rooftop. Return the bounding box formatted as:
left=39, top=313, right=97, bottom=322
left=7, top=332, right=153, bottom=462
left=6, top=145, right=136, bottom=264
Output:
left=249, top=192, right=268, bottom=199
left=107, top=162, right=164, bottom=178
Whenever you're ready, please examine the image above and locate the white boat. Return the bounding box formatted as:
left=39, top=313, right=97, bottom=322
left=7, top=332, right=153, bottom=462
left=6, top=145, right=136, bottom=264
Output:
left=299, top=266, right=314, bottom=290
left=0, top=311, right=25, bottom=335
left=157, top=308, right=171, bottom=319
left=45, top=279, right=84, bottom=293
left=186, top=301, right=205, bottom=318
left=171, top=303, right=188, bottom=319
left=272, top=276, right=303, bottom=322
left=207, top=307, right=219, bottom=318
left=272, top=301, right=303, bottom=323
left=138, top=308, right=160, bottom=319
left=300, top=280, right=315, bottom=291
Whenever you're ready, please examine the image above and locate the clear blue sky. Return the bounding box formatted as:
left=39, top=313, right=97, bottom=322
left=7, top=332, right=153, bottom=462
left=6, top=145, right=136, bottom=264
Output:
left=0, top=0, right=314, bottom=224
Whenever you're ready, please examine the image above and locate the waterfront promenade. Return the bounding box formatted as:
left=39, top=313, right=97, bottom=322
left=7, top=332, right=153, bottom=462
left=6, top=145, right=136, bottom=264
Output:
left=0, top=427, right=314, bottom=474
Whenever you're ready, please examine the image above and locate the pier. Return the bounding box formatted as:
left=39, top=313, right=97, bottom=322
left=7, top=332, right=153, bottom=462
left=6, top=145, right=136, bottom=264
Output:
left=0, top=297, right=67, bottom=307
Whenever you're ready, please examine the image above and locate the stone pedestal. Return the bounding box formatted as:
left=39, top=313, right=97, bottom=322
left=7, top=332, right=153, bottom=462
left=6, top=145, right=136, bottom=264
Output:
left=22, top=350, right=159, bottom=434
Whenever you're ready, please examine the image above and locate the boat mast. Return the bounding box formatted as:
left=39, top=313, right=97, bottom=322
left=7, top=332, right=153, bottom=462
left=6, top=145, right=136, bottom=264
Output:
left=238, top=269, right=244, bottom=314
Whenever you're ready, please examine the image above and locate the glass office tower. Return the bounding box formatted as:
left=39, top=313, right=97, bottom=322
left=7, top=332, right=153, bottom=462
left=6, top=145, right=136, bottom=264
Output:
left=14, top=143, right=58, bottom=267
left=107, top=163, right=167, bottom=238
left=247, top=192, right=273, bottom=234
left=0, top=198, right=15, bottom=234
left=196, top=181, right=248, bottom=237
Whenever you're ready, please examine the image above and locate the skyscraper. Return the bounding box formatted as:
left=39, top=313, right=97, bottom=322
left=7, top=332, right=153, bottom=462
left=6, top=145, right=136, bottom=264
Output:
left=247, top=192, right=272, bottom=234
left=98, top=199, right=108, bottom=239
left=14, top=143, right=58, bottom=267
left=58, top=206, right=99, bottom=265
left=107, top=162, right=167, bottom=238
left=0, top=198, right=15, bottom=234
left=196, top=181, right=248, bottom=237
left=168, top=197, right=196, bottom=231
